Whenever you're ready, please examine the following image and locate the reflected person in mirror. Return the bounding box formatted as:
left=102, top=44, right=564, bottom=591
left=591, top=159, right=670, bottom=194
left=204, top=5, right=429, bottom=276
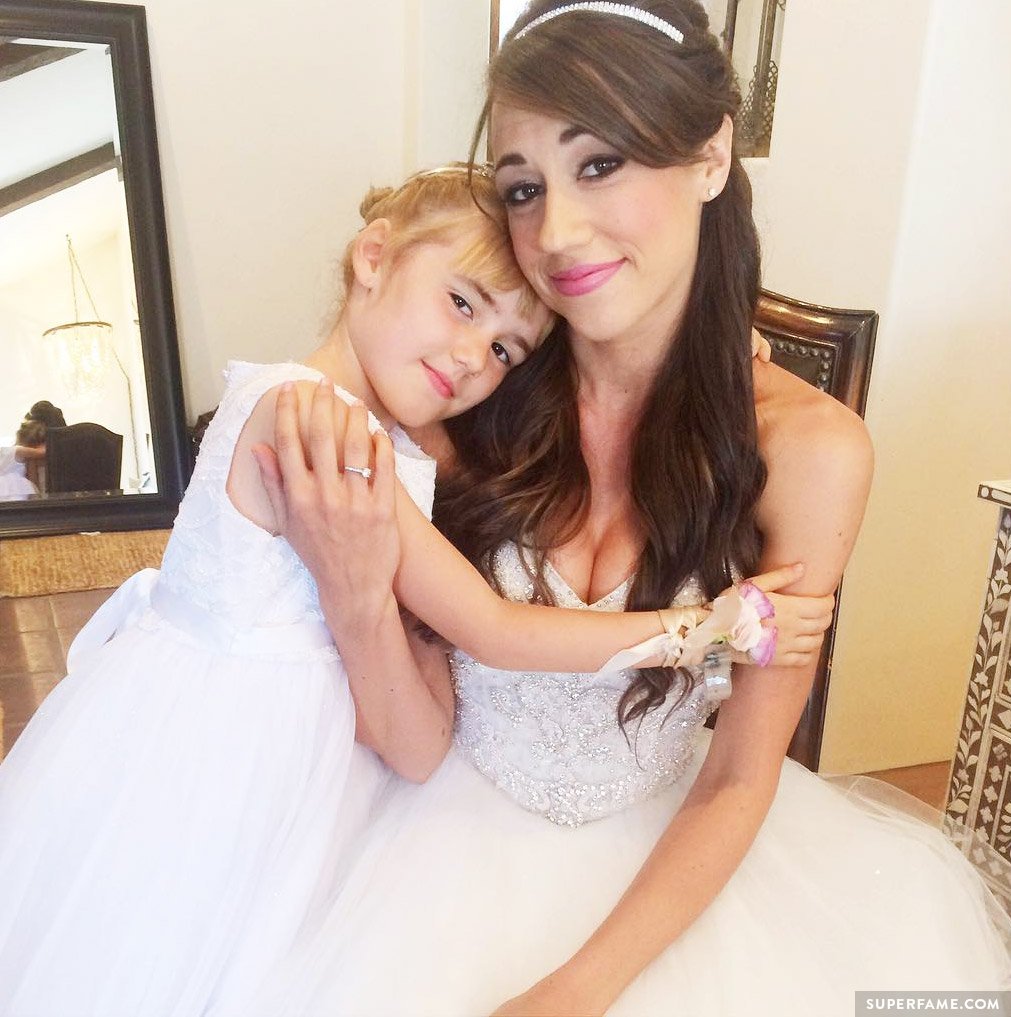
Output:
left=0, top=400, right=65, bottom=498
left=0, top=419, right=45, bottom=500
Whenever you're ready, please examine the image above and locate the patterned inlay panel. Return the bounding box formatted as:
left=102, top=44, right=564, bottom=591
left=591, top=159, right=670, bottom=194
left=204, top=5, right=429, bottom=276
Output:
left=946, top=484, right=1011, bottom=899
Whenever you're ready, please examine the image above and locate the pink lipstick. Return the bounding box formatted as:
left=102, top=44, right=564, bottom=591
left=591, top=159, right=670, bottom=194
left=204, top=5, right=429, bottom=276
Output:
left=550, top=259, right=624, bottom=297
left=423, top=362, right=454, bottom=399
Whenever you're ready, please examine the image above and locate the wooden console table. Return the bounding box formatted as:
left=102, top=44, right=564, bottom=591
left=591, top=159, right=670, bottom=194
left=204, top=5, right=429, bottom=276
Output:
left=946, top=481, right=1011, bottom=893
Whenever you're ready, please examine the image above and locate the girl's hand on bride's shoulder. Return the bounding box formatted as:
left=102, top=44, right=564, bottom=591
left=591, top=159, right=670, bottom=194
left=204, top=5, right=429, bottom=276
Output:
left=252, top=379, right=400, bottom=622
left=737, top=562, right=835, bottom=669
left=751, top=327, right=772, bottom=363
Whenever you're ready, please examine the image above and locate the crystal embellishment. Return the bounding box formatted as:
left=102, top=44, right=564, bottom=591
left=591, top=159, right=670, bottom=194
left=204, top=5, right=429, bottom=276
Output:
left=514, top=3, right=685, bottom=46
left=451, top=543, right=714, bottom=828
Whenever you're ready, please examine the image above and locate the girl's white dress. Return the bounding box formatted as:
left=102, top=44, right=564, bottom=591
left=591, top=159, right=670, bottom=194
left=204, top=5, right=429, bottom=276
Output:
left=257, top=543, right=1011, bottom=1017
left=0, top=361, right=436, bottom=1017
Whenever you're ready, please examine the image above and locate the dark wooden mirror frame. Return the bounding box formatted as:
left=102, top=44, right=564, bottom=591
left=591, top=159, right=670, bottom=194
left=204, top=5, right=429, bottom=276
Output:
left=0, top=0, right=189, bottom=539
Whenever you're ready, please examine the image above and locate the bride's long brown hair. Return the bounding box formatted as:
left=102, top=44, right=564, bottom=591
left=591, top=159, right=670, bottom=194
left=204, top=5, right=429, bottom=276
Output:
left=437, top=0, right=766, bottom=727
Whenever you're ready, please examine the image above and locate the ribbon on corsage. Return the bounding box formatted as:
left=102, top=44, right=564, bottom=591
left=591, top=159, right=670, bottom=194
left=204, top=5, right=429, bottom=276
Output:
left=594, top=582, right=778, bottom=689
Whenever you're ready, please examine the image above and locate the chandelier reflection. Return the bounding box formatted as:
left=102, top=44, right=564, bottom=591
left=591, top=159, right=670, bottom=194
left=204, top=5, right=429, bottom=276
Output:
left=41, top=235, right=141, bottom=479
left=42, top=319, right=114, bottom=398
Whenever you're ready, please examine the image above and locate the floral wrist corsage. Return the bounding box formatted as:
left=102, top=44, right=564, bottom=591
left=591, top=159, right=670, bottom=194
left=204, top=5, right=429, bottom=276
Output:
left=595, top=583, right=778, bottom=702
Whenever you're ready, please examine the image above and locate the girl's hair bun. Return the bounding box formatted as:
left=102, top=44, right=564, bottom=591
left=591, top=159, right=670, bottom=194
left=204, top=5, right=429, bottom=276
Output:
left=359, top=185, right=395, bottom=221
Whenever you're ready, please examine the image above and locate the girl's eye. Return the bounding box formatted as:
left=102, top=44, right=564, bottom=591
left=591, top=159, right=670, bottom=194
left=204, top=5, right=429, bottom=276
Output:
left=450, top=292, right=473, bottom=318
left=491, top=341, right=511, bottom=367
left=501, top=181, right=542, bottom=207
left=579, top=155, right=625, bottom=180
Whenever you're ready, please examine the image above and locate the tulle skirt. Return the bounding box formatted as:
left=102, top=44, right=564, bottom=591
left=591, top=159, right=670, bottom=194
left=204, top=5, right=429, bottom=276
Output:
left=255, top=732, right=1011, bottom=1017
left=0, top=612, right=383, bottom=1017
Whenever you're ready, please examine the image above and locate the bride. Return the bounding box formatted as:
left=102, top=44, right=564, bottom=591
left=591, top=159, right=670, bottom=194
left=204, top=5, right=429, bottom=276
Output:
left=253, top=2, right=1011, bottom=1014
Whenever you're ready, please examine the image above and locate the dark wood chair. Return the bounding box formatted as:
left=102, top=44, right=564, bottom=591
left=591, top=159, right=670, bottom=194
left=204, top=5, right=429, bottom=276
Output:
left=755, top=289, right=877, bottom=770
left=46, top=422, right=124, bottom=495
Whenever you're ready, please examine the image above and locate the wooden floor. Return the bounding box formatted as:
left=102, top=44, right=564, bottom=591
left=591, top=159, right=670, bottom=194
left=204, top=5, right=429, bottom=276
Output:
left=0, top=588, right=954, bottom=811
left=1, top=588, right=114, bottom=755
left=863, top=760, right=952, bottom=811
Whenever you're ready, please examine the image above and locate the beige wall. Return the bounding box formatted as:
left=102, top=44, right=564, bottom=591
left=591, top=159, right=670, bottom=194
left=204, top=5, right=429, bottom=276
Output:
left=119, top=0, right=487, bottom=417
left=751, top=0, right=1011, bottom=772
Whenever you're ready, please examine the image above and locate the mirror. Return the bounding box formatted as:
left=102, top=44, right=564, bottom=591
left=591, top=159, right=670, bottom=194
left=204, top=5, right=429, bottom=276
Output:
left=0, top=0, right=188, bottom=537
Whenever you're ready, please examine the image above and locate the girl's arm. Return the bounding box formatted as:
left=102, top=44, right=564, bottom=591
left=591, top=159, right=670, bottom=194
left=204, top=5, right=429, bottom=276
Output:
left=266, top=381, right=667, bottom=670
left=492, top=374, right=874, bottom=1016
left=14, top=444, right=46, bottom=462
left=271, top=381, right=757, bottom=675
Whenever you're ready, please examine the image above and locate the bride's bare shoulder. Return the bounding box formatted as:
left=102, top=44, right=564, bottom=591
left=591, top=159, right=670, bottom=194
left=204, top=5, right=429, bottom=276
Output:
left=753, top=360, right=873, bottom=482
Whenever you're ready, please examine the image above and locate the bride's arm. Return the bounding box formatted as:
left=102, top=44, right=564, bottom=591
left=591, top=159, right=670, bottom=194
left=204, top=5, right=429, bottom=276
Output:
left=252, top=382, right=454, bottom=783
left=493, top=382, right=874, bottom=1016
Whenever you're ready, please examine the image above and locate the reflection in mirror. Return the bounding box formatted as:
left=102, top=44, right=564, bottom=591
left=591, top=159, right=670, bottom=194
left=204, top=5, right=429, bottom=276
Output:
left=0, top=39, right=154, bottom=502
left=0, top=1, right=188, bottom=537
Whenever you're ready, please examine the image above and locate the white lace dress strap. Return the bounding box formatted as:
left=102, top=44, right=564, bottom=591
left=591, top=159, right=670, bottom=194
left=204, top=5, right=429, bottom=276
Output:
left=214, top=360, right=436, bottom=518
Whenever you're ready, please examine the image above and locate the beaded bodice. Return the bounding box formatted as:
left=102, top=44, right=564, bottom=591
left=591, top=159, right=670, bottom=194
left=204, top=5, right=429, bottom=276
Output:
left=452, top=543, right=715, bottom=827
left=159, top=361, right=436, bottom=630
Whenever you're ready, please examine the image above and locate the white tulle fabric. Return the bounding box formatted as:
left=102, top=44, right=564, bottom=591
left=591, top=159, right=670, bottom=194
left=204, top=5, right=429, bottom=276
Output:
left=254, top=543, right=1011, bottom=1017
left=0, top=361, right=435, bottom=1017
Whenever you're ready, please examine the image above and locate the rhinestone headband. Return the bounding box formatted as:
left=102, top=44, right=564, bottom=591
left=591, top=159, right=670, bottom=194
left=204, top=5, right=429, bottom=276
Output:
left=412, top=164, right=492, bottom=181
left=514, top=3, right=684, bottom=45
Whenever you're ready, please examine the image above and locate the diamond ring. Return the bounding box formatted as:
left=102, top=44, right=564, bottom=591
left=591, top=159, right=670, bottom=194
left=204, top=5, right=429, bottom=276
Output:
left=343, top=465, right=373, bottom=481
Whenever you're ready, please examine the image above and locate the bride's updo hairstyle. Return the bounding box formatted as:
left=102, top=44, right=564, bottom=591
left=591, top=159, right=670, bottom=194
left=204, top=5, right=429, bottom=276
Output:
left=437, top=0, right=767, bottom=727
left=340, top=163, right=540, bottom=318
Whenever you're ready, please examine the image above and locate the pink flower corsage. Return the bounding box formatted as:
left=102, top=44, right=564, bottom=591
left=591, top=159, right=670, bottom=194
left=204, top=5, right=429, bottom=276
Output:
left=594, top=583, right=778, bottom=679
left=678, top=582, right=777, bottom=668
left=734, top=582, right=778, bottom=666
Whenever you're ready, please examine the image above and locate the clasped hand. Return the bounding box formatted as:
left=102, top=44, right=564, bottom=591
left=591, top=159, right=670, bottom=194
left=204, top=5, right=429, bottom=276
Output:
left=726, top=565, right=834, bottom=669
left=252, top=379, right=400, bottom=623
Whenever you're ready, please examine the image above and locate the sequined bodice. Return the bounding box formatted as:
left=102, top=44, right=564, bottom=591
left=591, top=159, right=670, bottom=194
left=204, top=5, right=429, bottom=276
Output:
left=159, top=361, right=436, bottom=630
left=452, top=543, right=714, bottom=827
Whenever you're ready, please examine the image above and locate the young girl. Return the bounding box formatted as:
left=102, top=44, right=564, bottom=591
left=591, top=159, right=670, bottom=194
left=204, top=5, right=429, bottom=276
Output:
left=0, top=164, right=826, bottom=1016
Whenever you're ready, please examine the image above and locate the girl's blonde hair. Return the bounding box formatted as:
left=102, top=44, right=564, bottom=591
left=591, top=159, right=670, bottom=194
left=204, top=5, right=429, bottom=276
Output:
left=341, top=164, right=541, bottom=319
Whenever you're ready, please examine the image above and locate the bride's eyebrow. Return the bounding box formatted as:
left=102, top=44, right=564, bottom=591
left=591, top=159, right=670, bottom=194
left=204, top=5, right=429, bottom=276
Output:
left=494, top=125, right=589, bottom=171
left=558, top=125, right=588, bottom=144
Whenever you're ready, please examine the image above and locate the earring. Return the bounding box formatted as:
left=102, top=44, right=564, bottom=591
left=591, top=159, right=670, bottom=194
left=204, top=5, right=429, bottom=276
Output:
left=706, top=187, right=718, bottom=200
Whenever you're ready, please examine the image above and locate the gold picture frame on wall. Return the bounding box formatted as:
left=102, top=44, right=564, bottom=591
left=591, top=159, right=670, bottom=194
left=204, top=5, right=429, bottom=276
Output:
left=490, top=0, right=529, bottom=54
left=489, top=1, right=784, bottom=156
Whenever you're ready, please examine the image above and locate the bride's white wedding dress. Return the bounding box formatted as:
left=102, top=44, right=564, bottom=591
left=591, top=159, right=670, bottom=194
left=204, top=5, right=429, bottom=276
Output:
left=0, top=361, right=436, bottom=1017
left=257, top=542, right=1011, bottom=1017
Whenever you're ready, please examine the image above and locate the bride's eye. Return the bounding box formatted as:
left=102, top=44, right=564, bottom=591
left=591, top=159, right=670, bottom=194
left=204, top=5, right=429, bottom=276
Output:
left=579, top=155, right=625, bottom=180
left=491, top=341, right=511, bottom=366
left=450, top=292, right=474, bottom=319
left=500, top=180, right=543, bottom=207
